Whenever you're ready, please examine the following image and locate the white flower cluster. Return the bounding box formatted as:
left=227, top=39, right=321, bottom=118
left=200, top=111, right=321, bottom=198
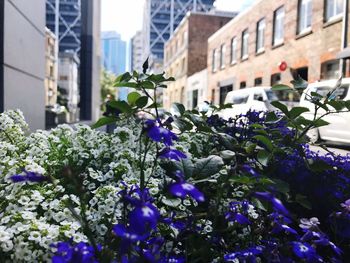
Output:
left=0, top=111, right=162, bottom=261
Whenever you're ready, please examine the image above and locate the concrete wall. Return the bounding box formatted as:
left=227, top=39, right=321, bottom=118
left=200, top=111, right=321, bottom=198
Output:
left=2, top=0, right=46, bottom=130
left=207, top=0, right=350, bottom=104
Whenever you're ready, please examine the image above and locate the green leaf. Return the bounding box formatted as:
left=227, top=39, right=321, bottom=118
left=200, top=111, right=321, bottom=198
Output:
left=257, top=150, right=270, bottom=166
left=194, top=155, right=224, bottom=177
left=289, top=107, right=309, bottom=119
left=172, top=103, right=186, bottom=115
left=245, top=143, right=257, bottom=154
left=308, top=159, right=333, bottom=172
left=161, top=198, right=181, bottom=208
left=91, top=116, right=117, bottom=129
left=295, top=194, right=312, bottom=209
left=147, top=73, right=166, bottom=83
left=218, top=133, right=237, bottom=151
left=109, top=101, right=132, bottom=113
left=272, top=179, right=290, bottom=194
left=174, top=158, right=194, bottom=178
left=141, top=80, right=155, bottom=89
left=270, top=101, right=289, bottom=116
left=142, top=57, right=149, bottom=74
left=173, top=118, right=193, bottom=132
left=135, top=96, right=148, bottom=108
left=116, top=72, right=132, bottom=82
left=265, top=111, right=279, bottom=122
left=291, top=75, right=308, bottom=90
left=272, top=84, right=292, bottom=91
left=313, top=118, right=329, bottom=128
left=327, top=100, right=345, bottom=111
left=344, top=100, right=350, bottom=110
left=127, top=92, right=141, bottom=106
left=253, top=135, right=274, bottom=151
left=114, top=82, right=138, bottom=88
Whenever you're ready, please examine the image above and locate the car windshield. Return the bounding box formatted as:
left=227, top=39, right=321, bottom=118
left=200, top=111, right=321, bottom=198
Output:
left=226, top=93, right=249, bottom=104
left=308, top=84, right=349, bottom=100
left=265, top=90, right=278, bottom=101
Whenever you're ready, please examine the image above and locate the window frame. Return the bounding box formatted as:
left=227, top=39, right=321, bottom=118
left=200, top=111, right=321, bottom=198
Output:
left=272, top=6, right=285, bottom=46
left=256, top=18, right=266, bottom=53
left=220, top=43, right=226, bottom=69
left=230, top=37, right=237, bottom=64
left=325, top=0, right=344, bottom=22
left=297, top=0, right=312, bottom=35
left=241, top=29, right=249, bottom=60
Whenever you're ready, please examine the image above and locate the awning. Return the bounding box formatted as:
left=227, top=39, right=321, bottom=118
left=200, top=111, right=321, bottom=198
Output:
left=218, top=78, right=235, bottom=87
left=336, top=47, right=350, bottom=59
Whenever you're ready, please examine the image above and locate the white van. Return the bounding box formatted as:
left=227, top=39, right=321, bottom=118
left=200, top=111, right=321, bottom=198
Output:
left=299, top=78, right=350, bottom=144
left=219, top=87, right=278, bottom=120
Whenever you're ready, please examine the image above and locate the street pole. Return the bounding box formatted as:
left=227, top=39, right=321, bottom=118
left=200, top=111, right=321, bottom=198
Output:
left=340, top=0, right=349, bottom=77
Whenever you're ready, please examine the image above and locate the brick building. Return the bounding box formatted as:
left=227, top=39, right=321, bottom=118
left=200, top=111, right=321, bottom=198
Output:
left=163, top=12, right=235, bottom=109
left=208, top=0, right=350, bottom=104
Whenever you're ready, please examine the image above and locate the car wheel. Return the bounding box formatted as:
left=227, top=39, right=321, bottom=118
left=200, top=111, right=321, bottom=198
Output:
left=306, top=128, right=320, bottom=143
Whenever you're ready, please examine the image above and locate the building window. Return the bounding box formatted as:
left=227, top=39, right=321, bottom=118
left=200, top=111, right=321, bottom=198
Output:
left=183, top=31, right=188, bottom=46
left=220, top=44, right=226, bottom=69
left=273, top=6, right=285, bottom=46
left=256, top=18, right=265, bottom=53
left=271, top=73, right=281, bottom=86
left=298, top=0, right=312, bottom=34
left=321, top=60, right=340, bottom=79
left=241, top=29, right=249, bottom=59
left=325, top=0, right=344, bottom=21
left=254, top=77, right=263, bottom=86
left=240, top=81, right=247, bottom=89
left=220, top=85, right=233, bottom=105
left=212, top=49, right=218, bottom=72
left=231, top=37, right=237, bottom=63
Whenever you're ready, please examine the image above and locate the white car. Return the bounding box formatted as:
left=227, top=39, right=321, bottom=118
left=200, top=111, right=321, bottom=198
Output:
left=299, top=78, right=350, bottom=144
left=219, top=87, right=278, bottom=120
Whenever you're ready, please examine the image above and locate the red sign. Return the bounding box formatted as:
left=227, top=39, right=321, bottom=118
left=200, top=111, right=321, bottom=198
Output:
left=278, top=61, right=288, bottom=71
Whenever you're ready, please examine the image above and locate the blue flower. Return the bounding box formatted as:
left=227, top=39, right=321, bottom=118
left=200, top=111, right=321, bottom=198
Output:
left=10, top=171, right=48, bottom=183
left=159, top=148, right=186, bottom=161
left=225, top=201, right=251, bottom=225
left=169, top=182, right=205, bottom=202
left=144, top=119, right=178, bottom=146
left=224, top=246, right=263, bottom=262
left=254, top=192, right=289, bottom=216
left=51, top=241, right=99, bottom=263
left=291, top=242, right=316, bottom=259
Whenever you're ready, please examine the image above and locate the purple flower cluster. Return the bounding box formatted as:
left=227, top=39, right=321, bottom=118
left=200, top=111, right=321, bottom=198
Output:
left=9, top=170, right=48, bottom=183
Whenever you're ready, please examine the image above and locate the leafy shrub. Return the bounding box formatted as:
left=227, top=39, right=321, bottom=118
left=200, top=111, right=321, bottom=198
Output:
left=1, top=63, right=350, bottom=262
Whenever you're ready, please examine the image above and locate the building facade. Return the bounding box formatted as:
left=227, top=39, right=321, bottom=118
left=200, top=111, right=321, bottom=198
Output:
left=131, top=31, right=143, bottom=72
left=46, top=0, right=101, bottom=121
left=58, top=51, right=79, bottom=122
left=186, top=69, right=208, bottom=109
left=0, top=0, right=46, bottom=130
left=208, top=0, right=350, bottom=105
left=45, top=27, right=58, bottom=107
left=163, top=12, right=234, bottom=109
left=142, top=0, right=216, bottom=71
left=46, top=0, right=81, bottom=55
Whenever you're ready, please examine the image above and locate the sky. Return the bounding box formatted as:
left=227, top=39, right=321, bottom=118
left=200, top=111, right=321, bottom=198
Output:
left=101, top=0, right=256, bottom=41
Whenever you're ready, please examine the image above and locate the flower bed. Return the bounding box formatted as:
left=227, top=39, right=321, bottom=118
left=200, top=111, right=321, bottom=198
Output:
left=0, top=68, right=350, bottom=262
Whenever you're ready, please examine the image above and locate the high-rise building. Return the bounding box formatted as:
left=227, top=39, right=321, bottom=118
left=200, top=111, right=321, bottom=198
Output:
left=46, top=0, right=101, bottom=122
left=131, top=31, right=143, bottom=72
left=101, top=31, right=127, bottom=76
left=46, top=0, right=81, bottom=55
left=101, top=31, right=127, bottom=100
left=0, top=0, right=46, bottom=130
left=142, top=0, right=215, bottom=71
